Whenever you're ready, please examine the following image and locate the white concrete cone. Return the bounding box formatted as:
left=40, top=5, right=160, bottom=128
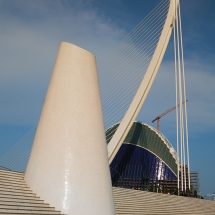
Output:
left=25, top=42, right=115, bottom=215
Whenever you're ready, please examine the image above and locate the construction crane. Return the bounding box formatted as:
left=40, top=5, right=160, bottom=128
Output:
left=152, top=100, right=188, bottom=131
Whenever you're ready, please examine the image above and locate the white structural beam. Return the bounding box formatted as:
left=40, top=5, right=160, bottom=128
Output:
left=108, top=0, right=178, bottom=164
left=25, top=42, right=115, bottom=215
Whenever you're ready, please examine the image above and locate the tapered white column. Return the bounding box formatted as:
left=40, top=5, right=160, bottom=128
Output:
left=25, top=42, right=115, bottom=215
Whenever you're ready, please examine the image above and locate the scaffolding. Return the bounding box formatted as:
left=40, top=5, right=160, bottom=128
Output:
left=190, top=171, right=200, bottom=193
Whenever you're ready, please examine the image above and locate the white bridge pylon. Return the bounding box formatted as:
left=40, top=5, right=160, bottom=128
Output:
left=108, top=0, right=179, bottom=163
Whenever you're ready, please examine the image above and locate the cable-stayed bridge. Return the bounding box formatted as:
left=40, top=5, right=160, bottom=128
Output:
left=0, top=1, right=195, bottom=214
left=0, top=0, right=172, bottom=172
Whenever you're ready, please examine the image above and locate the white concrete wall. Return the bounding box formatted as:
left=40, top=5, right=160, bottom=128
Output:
left=25, top=42, right=115, bottom=215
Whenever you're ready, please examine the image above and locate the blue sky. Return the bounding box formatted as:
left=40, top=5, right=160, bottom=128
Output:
left=0, top=0, right=214, bottom=197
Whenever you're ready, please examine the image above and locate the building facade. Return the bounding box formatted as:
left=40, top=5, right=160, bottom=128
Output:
left=106, top=121, right=178, bottom=190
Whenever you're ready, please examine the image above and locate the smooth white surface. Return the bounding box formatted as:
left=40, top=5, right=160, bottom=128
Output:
left=108, top=0, right=178, bottom=164
left=25, top=42, right=115, bottom=215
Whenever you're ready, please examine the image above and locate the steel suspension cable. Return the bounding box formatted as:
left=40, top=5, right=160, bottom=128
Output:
left=99, top=0, right=170, bottom=128
left=174, top=0, right=179, bottom=195
left=178, top=0, right=190, bottom=190
left=175, top=1, right=184, bottom=192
